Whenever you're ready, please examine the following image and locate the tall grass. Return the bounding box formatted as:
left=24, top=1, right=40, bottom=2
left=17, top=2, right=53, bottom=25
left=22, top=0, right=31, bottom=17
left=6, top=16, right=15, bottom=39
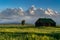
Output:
left=0, top=32, right=59, bottom=40
left=0, top=25, right=60, bottom=40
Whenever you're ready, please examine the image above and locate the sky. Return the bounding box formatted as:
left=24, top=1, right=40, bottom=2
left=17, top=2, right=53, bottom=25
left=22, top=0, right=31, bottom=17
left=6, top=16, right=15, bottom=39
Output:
left=0, top=0, right=60, bottom=11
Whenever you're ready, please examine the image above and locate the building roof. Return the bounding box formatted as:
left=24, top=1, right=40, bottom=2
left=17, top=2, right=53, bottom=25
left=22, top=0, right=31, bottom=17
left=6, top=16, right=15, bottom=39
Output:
left=36, top=18, right=55, bottom=23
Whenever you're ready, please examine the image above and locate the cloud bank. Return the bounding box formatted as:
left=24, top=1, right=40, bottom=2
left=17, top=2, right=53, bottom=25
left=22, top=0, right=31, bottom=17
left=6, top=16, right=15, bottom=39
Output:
left=0, top=5, right=60, bottom=25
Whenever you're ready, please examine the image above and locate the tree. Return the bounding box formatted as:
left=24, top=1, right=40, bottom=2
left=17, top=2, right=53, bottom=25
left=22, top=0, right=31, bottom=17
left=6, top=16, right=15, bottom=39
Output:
left=21, top=20, right=25, bottom=25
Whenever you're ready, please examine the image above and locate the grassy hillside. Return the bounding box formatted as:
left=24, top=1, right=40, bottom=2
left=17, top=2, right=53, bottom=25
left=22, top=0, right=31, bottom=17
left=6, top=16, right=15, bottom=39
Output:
left=0, top=24, right=60, bottom=40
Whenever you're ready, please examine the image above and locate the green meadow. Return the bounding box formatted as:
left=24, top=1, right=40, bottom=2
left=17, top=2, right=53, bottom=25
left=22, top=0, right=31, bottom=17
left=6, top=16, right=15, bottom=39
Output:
left=0, top=24, right=60, bottom=40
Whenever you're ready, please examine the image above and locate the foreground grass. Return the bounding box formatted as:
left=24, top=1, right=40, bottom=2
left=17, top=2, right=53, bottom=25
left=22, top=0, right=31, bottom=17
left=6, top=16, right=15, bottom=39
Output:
left=0, top=24, right=60, bottom=40
left=0, top=32, right=60, bottom=40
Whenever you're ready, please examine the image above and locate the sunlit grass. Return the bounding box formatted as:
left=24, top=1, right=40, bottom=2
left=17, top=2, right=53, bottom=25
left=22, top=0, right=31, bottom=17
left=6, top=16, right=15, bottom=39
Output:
left=0, top=32, right=59, bottom=40
left=0, top=24, right=60, bottom=40
left=0, top=24, right=59, bottom=33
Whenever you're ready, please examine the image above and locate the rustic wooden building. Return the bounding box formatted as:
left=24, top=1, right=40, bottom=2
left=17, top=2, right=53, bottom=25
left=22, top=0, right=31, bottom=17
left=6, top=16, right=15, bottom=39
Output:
left=35, top=18, right=56, bottom=27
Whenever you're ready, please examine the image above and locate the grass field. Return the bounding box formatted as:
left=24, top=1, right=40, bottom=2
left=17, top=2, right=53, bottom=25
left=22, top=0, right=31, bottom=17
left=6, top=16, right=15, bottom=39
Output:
left=0, top=24, right=60, bottom=40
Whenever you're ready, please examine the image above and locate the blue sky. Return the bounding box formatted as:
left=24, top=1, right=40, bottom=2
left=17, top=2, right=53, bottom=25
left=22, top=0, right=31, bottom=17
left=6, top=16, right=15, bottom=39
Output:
left=0, top=0, right=60, bottom=11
